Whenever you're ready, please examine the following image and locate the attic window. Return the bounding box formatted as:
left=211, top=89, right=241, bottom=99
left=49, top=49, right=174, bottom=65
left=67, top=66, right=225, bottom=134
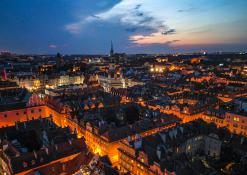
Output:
left=31, top=160, right=36, bottom=165
left=23, top=162, right=28, bottom=168
left=40, top=157, right=44, bottom=163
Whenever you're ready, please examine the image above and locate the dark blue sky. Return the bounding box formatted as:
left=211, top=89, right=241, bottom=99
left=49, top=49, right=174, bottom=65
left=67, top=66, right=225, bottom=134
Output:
left=0, top=0, right=247, bottom=54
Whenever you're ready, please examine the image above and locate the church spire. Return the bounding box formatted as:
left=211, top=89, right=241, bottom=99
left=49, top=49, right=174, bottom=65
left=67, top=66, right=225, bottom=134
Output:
left=110, top=40, right=114, bottom=56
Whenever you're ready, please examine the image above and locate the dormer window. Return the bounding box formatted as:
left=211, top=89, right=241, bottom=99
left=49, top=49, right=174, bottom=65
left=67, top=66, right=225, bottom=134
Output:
left=40, top=157, right=44, bottom=163
left=31, top=160, right=36, bottom=165
left=23, top=162, right=28, bottom=168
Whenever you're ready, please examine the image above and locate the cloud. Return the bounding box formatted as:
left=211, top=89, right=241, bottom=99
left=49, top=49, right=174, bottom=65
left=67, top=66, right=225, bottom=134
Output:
left=134, top=4, right=142, bottom=10
left=48, top=44, right=57, bottom=49
left=177, top=7, right=197, bottom=13
left=65, top=22, right=83, bottom=34
left=125, top=27, right=138, bottom=33
left=91, top=14, right=101, bottom=19
left=129, top=32, right=180, bottom=46
left=166, top=40, right=180, bottom=45
left=162, top=29, right=176, bottom=35
left=65, top=0, right=174, bottom=36
left=48, top=44, right=68, bottom=49
left=64, top=0, right=178, bottom=46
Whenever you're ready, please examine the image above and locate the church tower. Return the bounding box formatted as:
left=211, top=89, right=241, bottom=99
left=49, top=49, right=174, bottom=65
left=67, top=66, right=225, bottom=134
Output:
left=110, top=40, right=114, bottom=57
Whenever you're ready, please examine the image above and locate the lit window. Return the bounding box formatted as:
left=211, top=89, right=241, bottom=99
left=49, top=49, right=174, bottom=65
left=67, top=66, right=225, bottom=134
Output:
left=233, top=117, right=240, bottom=122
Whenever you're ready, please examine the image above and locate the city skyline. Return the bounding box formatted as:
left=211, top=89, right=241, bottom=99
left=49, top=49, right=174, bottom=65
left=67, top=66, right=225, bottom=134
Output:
left=0, top=0, right=247, bottom=54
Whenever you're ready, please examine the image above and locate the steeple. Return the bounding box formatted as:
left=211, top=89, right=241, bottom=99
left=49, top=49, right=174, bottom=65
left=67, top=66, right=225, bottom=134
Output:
left=110, top=40, right=114, bottom=57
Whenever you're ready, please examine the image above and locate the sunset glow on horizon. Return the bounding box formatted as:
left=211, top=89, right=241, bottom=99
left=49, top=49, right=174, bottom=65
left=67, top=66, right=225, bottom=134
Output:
left=0, top=0, right=246, bottom=54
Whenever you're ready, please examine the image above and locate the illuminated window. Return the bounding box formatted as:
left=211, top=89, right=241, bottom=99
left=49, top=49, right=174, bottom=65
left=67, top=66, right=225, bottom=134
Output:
left=233, top=117, right=240, bottom=122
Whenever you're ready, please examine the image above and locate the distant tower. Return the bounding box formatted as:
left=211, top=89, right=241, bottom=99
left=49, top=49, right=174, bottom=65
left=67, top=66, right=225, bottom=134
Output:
left=110, top=41, right=114, bottom=57
left=56, top=52, right=64, bottom=68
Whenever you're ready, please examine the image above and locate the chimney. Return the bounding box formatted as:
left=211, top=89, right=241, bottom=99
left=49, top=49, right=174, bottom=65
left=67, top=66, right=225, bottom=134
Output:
left=134, top=134, right=142, bottom=149
left=174, top=128, right=177, bottom=138
left=169, top=131, right=173, bottom=139
left=241, top=137, right=245, bottom=145
left=15, top=122, right=19, bottom=131
left=156, top=146, right=161, bottom=160
left=127, top=136, right=131, bottom=142
left=33, top=151, right=37, bottom=159
left=159, top=133, right=166, bottom=143
left=45, top=148, right=49, bottom=155
left=179, top=126, right=184, bottom=134
left=69, top=139, right=72, bottom=145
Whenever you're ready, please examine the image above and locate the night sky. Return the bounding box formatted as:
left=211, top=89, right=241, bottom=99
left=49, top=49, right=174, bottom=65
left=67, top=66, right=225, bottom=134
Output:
left=0, top=0, right=247, bottom=54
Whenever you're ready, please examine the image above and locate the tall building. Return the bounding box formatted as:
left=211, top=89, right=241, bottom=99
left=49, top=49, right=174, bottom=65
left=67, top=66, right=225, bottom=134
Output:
left=56, top=53, right=64, bottom=68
